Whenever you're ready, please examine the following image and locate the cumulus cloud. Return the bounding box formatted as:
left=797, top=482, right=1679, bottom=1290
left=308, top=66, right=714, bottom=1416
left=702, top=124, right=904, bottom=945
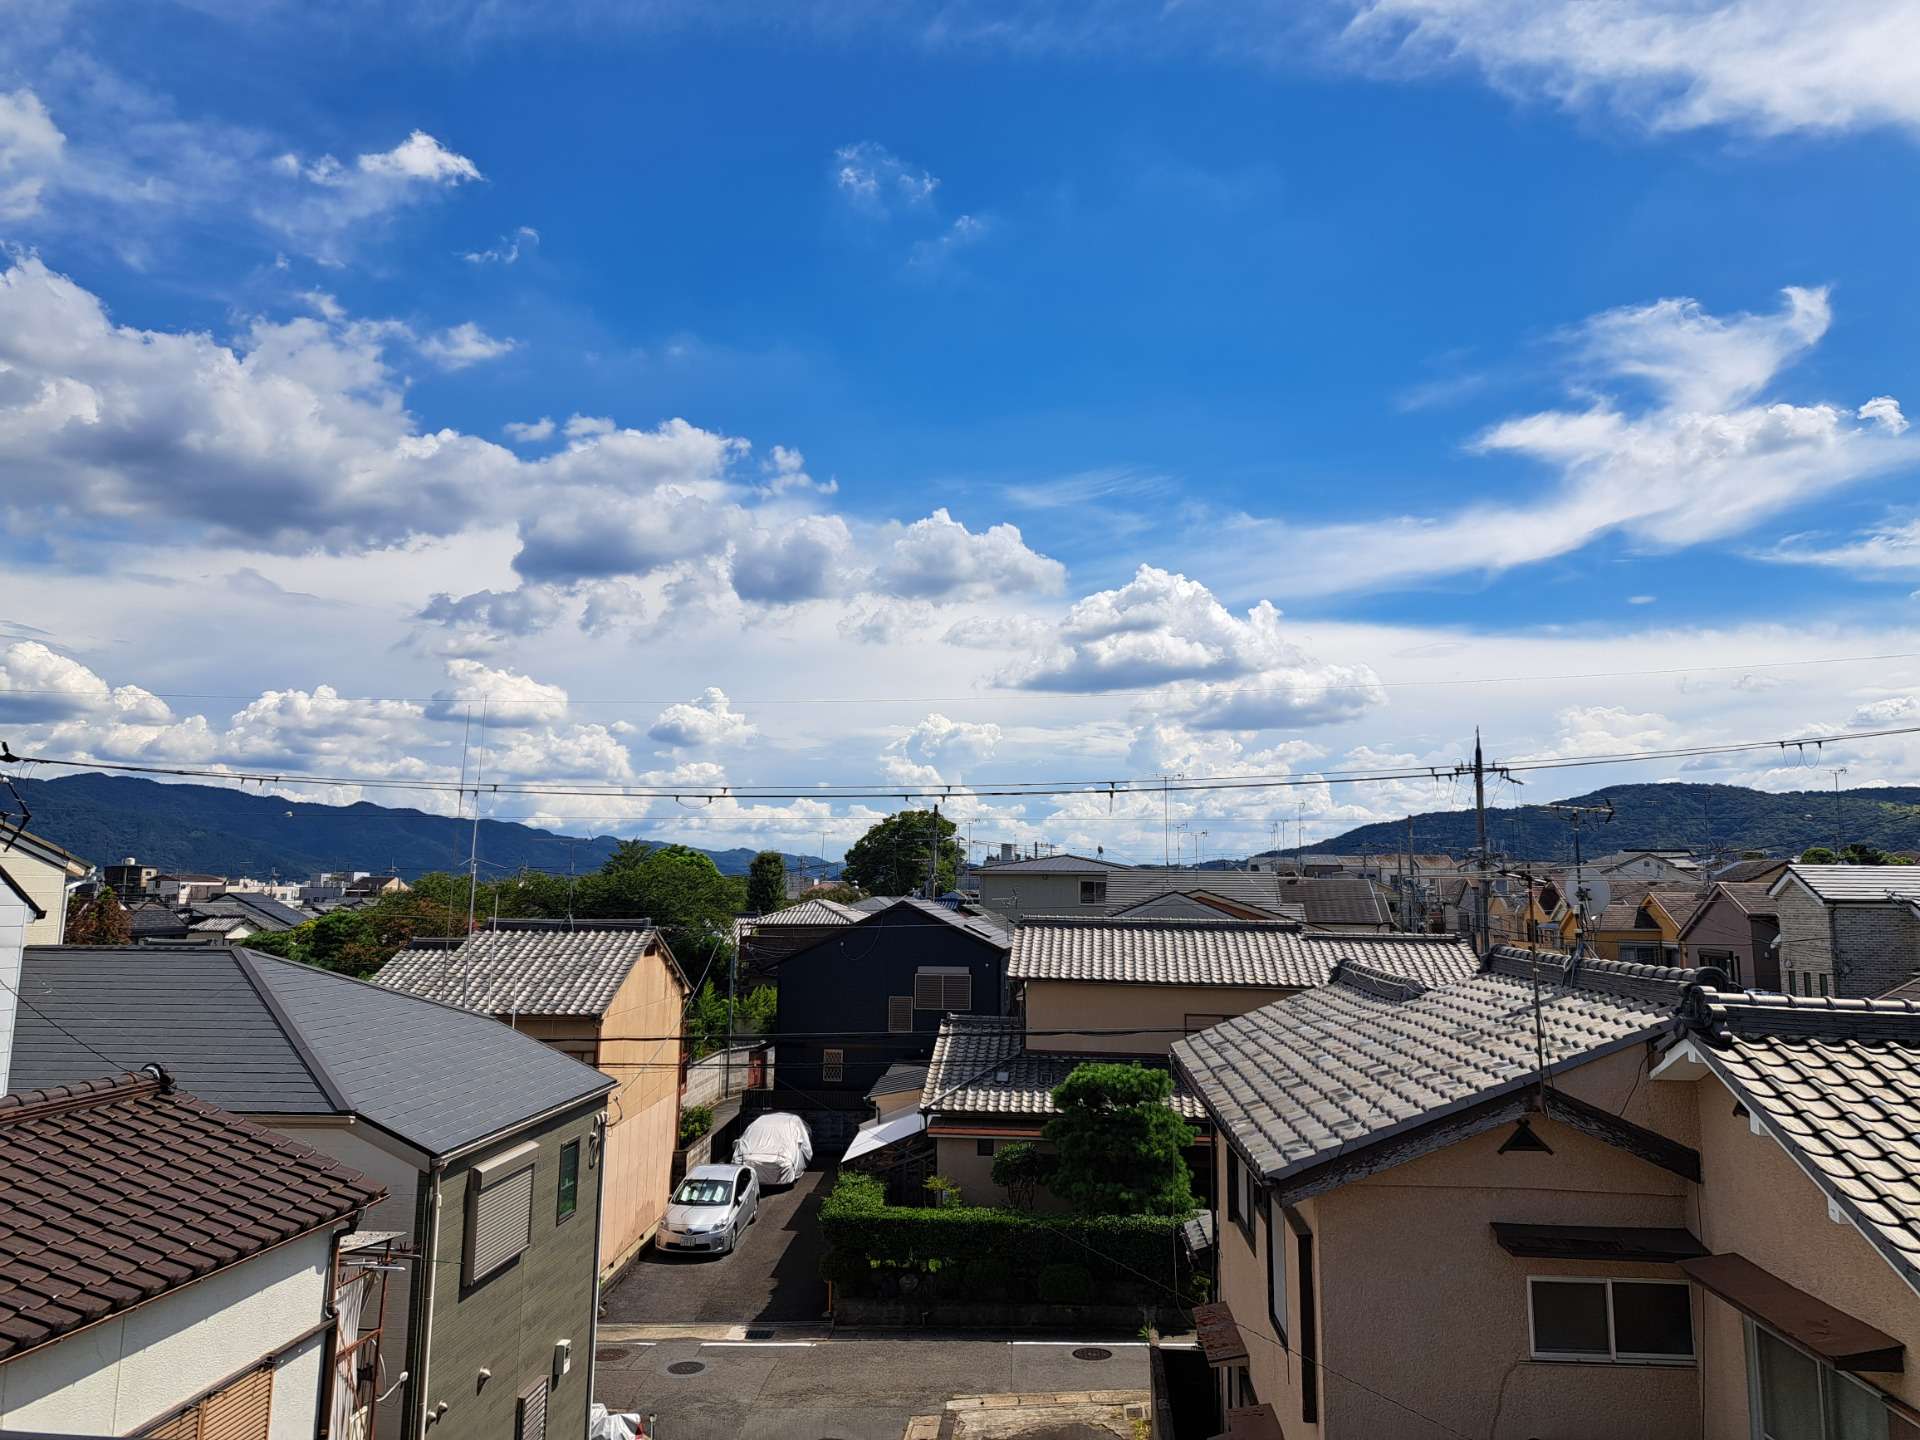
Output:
left=877, top=508, right=1065, bottom=599
left=0, top=640, right=114, bottom=720
left=417, top=586, right=568, bottom=640
left=264, top=130, right=480, bottom=260
left=428, top=659, right=570, bottom=727
left=998, top=566, right=1383, bottom=730
left=1217, top=287, right=1916, bottom=596
left=0, top=88, right=64, bottom=221
left=1338, top=0, right=1920, bottom=140
left=1535, top=704, right=1678, bottom=759
left=504, top=416, right=556, bottom=442
left=833, top=141, right=939, bottom=214
left=881, top=712, right=1003, bottom=786
left=418, top=321, right=518, bottom=370
left=648, top=688, right=757, bottom=748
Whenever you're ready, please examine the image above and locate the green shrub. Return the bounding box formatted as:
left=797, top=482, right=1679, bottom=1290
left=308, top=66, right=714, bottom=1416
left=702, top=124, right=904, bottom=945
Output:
left=817, top=1171, right=1188, bottom=1307
left=677, top=1104, right=714, bottom=1147
left=990, top=1141, right=1056, bottom=1210
left=1036, top=1264, right=1094, bottom=1305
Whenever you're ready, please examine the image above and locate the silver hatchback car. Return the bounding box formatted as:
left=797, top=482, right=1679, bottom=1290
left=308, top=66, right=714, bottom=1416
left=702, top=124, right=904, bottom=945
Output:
left=658, top=1163, right=760, bottom=1256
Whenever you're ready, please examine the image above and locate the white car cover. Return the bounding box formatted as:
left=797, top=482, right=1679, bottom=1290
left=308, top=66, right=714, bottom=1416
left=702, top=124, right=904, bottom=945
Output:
left=732, top=1112, right=813, bottom=1185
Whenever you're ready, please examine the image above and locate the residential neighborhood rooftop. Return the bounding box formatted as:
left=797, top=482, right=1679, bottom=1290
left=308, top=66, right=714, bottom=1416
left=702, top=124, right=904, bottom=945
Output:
left=0, top=1069, right=382, bottom=1361
left=1009, top=916, right=1480, bottom=989
left=374, top=917, right=684, bottom=1016
left=753, top=897, right=867, bottom=926
left=924, top=1015, right=1207, bottom=1121
left=1173, top=949, right=1702, bottom=1186
left=1773, top=864, right=1920, bottom=903
left=11, top=945, right=616, bottom=1156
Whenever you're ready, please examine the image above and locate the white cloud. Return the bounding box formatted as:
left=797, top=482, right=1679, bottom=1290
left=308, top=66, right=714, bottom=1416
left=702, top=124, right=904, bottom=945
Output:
left=418, top=321, right=518, bottom=370
left=881, top=712, right=1003, bottom=786
left=909, top=213, right=990, bottom=269
left=1535, top=704, right=1679, bottom=759
left=1859, top=396, right=1910, bottom=435
left=876, top=508, right=1065, bottom=599
left=1339, top=0, right=1920, bottom=140
left=0, top=88, right=64, bottom=221
left=648, top=687, right=757, bottom=748
left=504, top=416, right=556, bottom=442
left=355, top=130, right=482, bottom=184
left=262, top=130, right=481, bottom=260
left=1216, top=286, right=1916, bottom=595
left=429, top=658, right=570, bottom=727
left=833, top=141, right=939, bottom=214
left=0, top=640, right=112, bottom=720
left=464, top=225, right=540, bottom=264
left=1763, top=518, right=1920, bottom=574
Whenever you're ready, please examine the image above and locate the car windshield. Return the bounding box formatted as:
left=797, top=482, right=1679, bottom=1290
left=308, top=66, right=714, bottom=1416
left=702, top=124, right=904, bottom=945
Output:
left=673, top=1177, right=734, bottom=1207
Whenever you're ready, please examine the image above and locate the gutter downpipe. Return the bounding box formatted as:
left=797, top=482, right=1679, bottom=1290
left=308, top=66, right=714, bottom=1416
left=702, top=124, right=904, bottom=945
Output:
left=584, top=1110, right=609, bottom=1424
left=317, top=1214, right=360, bottom=1440
left=409, top=1163, right=443, bottom=1438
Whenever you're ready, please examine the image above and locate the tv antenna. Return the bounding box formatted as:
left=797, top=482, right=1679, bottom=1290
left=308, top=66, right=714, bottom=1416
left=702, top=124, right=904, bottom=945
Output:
left=1546, top=798, right=1614, bottom=959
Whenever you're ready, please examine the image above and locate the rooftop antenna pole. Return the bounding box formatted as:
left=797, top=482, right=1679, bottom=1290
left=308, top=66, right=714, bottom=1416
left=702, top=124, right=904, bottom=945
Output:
left=1547, top=799, right=1614, bottom=959
left=1830, top=767, right=1848, bottom=856
left=926, top=802, right=941, bottom=899
left=463, top=699, right=487, bottom=1011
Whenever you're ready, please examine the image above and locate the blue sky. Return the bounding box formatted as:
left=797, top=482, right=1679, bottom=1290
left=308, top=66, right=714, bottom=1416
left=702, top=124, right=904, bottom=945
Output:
left=2, top=0, right=1919, bottom=863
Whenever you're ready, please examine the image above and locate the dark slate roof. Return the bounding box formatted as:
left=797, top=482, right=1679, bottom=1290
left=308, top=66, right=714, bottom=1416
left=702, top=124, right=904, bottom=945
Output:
left=12, top=947, right=614, bottom=1157
left=126, top=903, right=189, bottom=937
left=924, top=1015, right=1205, bottom=1122
left=978, top=853, right=1124, bottom=874
left=1775, top=865, right=1920, bottom=904
left=197, top=892, right=310, bottom=931
left=1173, top=949, right=1699, bottom=1182
left=1110, top=890, right=1309, bottom=923
left=1715, top=858, right=1790, bottom=884
left=373, top=920, right=683, bottom=1016
left=866, top=1062, right=929, bottom=1101
left=890, top=896, right=1012, bottom=949
left=0, top=1071, right=382, bottom=1361
left=1681, top=990, right=1920, bottom=1288
left=1011, top=917, right=1479, bottom=989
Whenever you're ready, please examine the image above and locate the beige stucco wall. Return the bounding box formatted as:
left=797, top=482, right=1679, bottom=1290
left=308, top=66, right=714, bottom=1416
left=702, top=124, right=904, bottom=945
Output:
left=1023, top=980, right=1296, bottom=1056
left=6, top=848, right=71, bottom=945
left=874, top=1088, right=920, bottom=1120
left=1214, top=1139, right=1322, bottom=1437
left=976, top=872, right=1107, bottom=924
left=0, top=1228, right=335, bottom=1437
left=1681, top=1065, right=1920, bottom=1437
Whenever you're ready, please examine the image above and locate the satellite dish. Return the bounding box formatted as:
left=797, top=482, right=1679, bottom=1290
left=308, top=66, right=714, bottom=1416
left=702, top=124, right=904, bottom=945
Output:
left=1577, top=878, right=1612, bottom=919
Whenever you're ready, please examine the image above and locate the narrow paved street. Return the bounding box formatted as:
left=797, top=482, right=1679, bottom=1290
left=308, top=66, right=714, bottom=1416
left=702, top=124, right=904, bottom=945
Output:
left=594, top=1337, right=1151, bottom=1440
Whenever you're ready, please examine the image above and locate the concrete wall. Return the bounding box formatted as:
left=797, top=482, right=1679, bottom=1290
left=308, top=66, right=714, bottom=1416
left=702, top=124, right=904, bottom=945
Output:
left=1023, top=981, right=1296, bottom=1057
left=1683, top=1067, right=1920, bottom=1438
left=683, top=1046, right=764, bottom=1110
left=0, top=1229, right=335, bottom=1436
left=419, top=1100, right=604, bottom=1440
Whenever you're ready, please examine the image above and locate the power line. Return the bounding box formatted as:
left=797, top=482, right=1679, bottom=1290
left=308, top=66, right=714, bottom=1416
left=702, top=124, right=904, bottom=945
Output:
left=6, top=720, right=1919, bottom=804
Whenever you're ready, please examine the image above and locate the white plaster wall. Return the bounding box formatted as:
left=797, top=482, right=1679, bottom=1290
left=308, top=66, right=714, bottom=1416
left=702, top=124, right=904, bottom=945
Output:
left=0, top=893, right=27, bottom=1089
left=0, top=1229, right=334, bottom=1433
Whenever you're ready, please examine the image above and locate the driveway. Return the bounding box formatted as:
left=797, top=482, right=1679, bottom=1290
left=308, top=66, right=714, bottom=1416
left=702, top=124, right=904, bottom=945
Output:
left=593, top=1337, right=1151, bottom=1440
left=602, top=1168, right=832, bottom=1326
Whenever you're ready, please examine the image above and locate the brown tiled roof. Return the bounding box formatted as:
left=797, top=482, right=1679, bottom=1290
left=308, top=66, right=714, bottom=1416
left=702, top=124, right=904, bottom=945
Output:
left=1644, top=886, right=1708, bottom=930
left=0, top=1071, right=382, bottom=1361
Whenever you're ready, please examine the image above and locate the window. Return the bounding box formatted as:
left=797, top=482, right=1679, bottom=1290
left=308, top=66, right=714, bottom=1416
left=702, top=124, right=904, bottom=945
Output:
left=977, top=1138, right=997, bottom=1157
left=1266, top=1198, right=1288, bottom=1346
left=556, top=1139, right=580, bottom=1223
left=914, top=967, right=972, bottom=1011
left=888, top=995, right=913, bottom=1033
left=1079, top=879, right=1108, bottom=904
left=1528, top=1278, right=1693, bottom=1364
left=1224, top=1148, right=1254, bottom=1240
left=464, top=1140, right=538, bottom=1285
left=515, top=1377, right=549, bottom=1440
left=1818, top=973, right=1832, bottom=997
left=822, top=1047, right=844, bottom=1082
left=143, top=1365, right=274, bottom=1440
left=1750, top=1320, right=1916, bottom=1440
left=1225, top=1148, right=1242, bottom=1226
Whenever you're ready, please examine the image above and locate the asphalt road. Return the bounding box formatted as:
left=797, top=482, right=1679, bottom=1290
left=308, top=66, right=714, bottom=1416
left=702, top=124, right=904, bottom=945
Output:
left=602, top=1168, right=832, bottom=1325
left=593, top=1338, right=1150, bottom=1440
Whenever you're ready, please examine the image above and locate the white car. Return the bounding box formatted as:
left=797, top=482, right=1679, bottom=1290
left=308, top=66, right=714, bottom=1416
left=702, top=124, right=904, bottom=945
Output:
left=657, top=1164, right=759, bottom=1256
left=732, top=1112, right=813, bottom=1187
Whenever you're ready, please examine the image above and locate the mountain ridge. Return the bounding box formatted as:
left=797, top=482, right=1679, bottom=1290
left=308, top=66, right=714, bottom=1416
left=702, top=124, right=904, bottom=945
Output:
left=6, top=772, right=838, bottom=881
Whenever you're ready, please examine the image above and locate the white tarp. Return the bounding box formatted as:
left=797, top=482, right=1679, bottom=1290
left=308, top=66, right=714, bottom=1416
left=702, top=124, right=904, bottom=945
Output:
left=842, top=1111, right=926, bottom=1163
left=733, top=1112, right=813, bottom=1185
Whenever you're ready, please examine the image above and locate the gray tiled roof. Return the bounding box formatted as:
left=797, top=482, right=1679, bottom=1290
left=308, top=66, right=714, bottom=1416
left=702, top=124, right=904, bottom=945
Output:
left=866, top=1062, right=929, bottom=1101
left=196, top=893, right=310, bottom=931
left=978, top=853, right=1124, bottom=874
left=1173, top=949, right=1697, bottom=1182
left=1111, top=891, right=1310, bottom=923
left=374, top=920, right=679, bottom=1016
left=924, top=1015, right=1206, bottom=1121
left=12, top=947, right=613, bottom=1157
left=1683, top=990, right=1920, bottom=1287
left=891, top=896, right=1012, bottom=949
left=1775, top=865, right=1920, bottom=904
left=1011, top=917, right=1479, bottom=990
left=754, top=898, right=866, bottom=926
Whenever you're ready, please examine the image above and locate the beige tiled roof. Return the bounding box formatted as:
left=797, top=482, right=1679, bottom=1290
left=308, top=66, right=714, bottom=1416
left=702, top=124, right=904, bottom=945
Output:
left=924, top=1015, right=1207, bottom=1122
left=1685, top=990, right=1920, bottom=1288
left=1174, top=950, right=1697, bottom=1182
left=1010, top=916, right=1479, bottom=989
left=375, top=920, right=674, bottom=1016
left=754, top=898, right=866, bottom=926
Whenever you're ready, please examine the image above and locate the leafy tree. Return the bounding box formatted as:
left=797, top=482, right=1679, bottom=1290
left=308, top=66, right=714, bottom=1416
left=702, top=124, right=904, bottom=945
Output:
left=1800, top=845, right=1839, bottom=864
left=747, top=851, right=787, bottom=915
left=1044, top=1062, right=1196, bottom=1217
left=65, top=891, right=132, bottom=945
left=991, top=1141, right=1056, bottom=1211
left=841, top=810, right=963, bottom=897
left=575, top=843, right=741, bottom=973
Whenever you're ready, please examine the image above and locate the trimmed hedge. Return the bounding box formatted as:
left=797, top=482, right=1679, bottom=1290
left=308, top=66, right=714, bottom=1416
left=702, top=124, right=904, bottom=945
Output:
left=820, top=1171, right=1199, bottom=1306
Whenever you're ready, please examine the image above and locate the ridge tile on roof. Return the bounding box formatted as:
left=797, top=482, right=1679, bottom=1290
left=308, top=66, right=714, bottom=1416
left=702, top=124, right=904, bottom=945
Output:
left=925, top=1015, right=1205, bottom=1121
left=374, top=922, right=673, bottom=1016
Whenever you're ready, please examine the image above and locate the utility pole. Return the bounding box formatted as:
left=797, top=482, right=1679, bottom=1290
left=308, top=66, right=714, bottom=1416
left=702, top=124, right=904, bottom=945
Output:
left=1405, top=815, right=1417, bottom=933
left=1547, top=799, right=1614, bottom=959
left=925, top=802, right=941, bottom=899
left=1830, top=768, right=1848, bottom=856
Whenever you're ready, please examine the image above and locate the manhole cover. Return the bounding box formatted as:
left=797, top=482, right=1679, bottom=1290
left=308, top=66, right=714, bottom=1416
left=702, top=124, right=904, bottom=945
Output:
left=745, top=1327, right=775, bottom=1339
left=1072, top=1347, right=1113, bottom=1362
left=595, top=1346, right=628, bottom=1362
left=667, top=1360, right=707, bottom=1376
